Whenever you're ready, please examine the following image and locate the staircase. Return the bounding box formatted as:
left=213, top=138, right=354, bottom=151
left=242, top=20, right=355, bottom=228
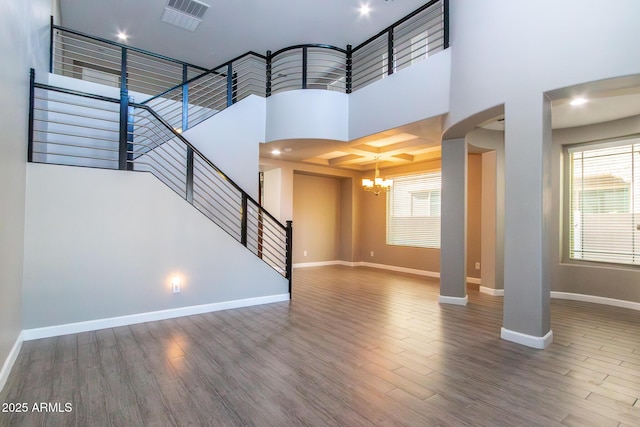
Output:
left=28, top=69, right=292, bottom=291
left=31, top=0, right=448, bottom=295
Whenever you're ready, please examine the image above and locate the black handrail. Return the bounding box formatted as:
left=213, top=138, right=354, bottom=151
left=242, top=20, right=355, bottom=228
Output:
left=140, top=50, right=266, bottom=105
left=443, top=0, right=450, bottom=49
left=270, top=43, right=347, bottom=57
left=286, top=221, right=293, bottom=295
left=134, top=104, right=285, bottom=228
left=52, top=24, right=209, bottom=71
left=30, top=80, right=286, bottom=230
left=352, top=0, right=443, bottom=53
left=29, top=76, right=292, bottom=285
left=27, top=69, right=35, bottom=162
left=49, top=16, right=54, bottom=73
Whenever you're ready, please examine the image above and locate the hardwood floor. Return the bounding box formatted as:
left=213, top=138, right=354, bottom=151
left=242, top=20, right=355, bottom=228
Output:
left=2, top=265, right=640, bottom=426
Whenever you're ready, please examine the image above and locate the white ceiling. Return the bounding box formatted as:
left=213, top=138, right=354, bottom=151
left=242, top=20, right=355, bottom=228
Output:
left=60, top=0, right=428, bottom=68
left=479, top=89, right=640, bottom=132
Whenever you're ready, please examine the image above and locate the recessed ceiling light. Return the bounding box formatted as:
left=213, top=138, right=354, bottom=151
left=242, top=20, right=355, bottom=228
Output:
left=117, top=32, right=128, bottom=41
left=359, top=3, right=371, bottom=16
left=570, top=97, right=588, bottom=106
left=271, top=149, right=281, bottom=155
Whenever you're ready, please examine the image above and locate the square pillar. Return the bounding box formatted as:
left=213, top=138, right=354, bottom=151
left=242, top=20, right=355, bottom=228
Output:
left=501, top=94, right=553, bottom=349
left=440, top=138, right=468, bottom=305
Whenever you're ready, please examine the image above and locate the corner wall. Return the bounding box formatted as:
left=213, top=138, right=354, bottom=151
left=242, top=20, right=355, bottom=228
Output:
left=0, top=0, right=51, bottom=388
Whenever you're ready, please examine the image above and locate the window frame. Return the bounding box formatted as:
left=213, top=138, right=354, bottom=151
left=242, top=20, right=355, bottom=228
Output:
left=563, top=136, right=640, bottom=268
left=386, top=169, right=442, bottom=249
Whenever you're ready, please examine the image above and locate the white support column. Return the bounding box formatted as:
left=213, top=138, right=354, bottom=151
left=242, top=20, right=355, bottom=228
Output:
left=501, top=93, right=553, bottom=349
left=440, top=138, right=468, bottom=306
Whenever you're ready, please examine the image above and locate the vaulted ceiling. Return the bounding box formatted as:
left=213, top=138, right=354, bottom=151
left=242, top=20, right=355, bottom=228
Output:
left=60, top=1, right=640, bottom=172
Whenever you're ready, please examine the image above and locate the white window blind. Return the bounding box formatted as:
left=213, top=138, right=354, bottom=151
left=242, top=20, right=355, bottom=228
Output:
left=569, top=139, right=640, bottom=265
left=386, top=171, right=441, bottom=248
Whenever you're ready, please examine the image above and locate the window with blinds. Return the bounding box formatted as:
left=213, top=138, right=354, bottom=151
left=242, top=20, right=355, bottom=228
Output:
left=386, top=170, right=441, bottom=248
left=569, top=139, right=640, bottom=265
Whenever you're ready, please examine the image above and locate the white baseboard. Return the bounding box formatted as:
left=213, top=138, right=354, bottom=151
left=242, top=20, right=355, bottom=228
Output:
left=438, top=295, right=469, bottom=306
left=501, top=327, right=553, bottom=349
left=294, top=261, right=484, bottom=286
left=22, top=293, right=290, bottom=341
left=480, top=286, right=504, bottom=296
left=293, top=260, right=354, bottom=268
left=478, top=288, right=640, bottom=312
left=357, top=262, right=441, bottom=278
left=0, top=332, right=24, bottom=394
left=551, top=291, right=640, bottom=312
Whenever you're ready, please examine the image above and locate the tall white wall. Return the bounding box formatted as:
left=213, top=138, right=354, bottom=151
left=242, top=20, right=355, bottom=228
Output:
left=0, top=0, right=51, bottom=388
left=446, top=0, right=640, bottom=130
left=266, top=90, right=349, bottom=142
left=350, top=49, right=451, bottom=140
left=22, top=163, right=288, bottom=329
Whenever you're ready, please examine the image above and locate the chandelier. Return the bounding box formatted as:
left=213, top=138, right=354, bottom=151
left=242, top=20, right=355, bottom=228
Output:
left=362, top=157, right=392, bottom=196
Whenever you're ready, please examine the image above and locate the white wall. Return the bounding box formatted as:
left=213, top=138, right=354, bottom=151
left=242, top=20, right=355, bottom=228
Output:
left=266, top=90, right=349, bottom=142
left=184, top=95, right=266, bottom=200
left=0, top=0, right=51, bottom=388
left=263, top=168, right=283, bottom=221
left=349, top=49, right=451, bottom=140
left=446, top=0, right=640, bottom=131
left=22, top=163, right=288, bottom=329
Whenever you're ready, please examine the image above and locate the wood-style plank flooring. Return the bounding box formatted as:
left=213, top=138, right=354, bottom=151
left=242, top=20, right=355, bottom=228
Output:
left=1, top=265, right=640, bottom=426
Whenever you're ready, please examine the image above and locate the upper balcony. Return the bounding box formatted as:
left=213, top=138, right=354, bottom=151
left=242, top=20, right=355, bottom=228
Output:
left=49, top=0, right=448, bottom=134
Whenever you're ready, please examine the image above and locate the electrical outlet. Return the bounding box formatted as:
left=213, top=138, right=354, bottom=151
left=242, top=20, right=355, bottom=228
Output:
left=475, top=262, right=481, bottom=270
left=370, top=251, right=374, bottom=257
left=303, top=250, right=308, bottom=257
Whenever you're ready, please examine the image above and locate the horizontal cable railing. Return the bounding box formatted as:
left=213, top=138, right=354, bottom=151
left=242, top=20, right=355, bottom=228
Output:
left=49, top=0, right=447, bottom=128
left=139, top=52, right=267, bottom=132
left=268, top=45, right=348, bottom=95
left=351, top=0, right=446, bottom=91
left=51, top=23, right=207, bottom=97
left=29, top=71, right=292, bottom=286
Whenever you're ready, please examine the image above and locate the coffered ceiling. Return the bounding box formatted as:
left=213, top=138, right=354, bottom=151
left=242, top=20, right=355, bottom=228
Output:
left=260, top=115, right=444, bottom=170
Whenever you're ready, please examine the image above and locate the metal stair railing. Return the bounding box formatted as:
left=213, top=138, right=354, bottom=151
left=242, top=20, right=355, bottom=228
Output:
left=28, top=69, right=293, bottom=293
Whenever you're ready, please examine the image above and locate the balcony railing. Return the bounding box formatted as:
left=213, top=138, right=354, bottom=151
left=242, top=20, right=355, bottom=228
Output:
left=49, top=0, right=447, bottom=130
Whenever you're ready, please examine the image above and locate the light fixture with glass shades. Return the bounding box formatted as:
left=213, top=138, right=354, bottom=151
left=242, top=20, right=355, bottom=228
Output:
left=362, top=157, right=392, bottom=196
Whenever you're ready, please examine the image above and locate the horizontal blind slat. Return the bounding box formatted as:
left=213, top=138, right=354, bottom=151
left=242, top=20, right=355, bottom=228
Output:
left=569, top=141, right=640, bottom=265
left=387, top=170, right=441, bottom=249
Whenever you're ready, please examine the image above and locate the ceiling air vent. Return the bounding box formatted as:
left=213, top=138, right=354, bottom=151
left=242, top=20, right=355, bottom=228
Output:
left=161, top=0, right=210, bottom=32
